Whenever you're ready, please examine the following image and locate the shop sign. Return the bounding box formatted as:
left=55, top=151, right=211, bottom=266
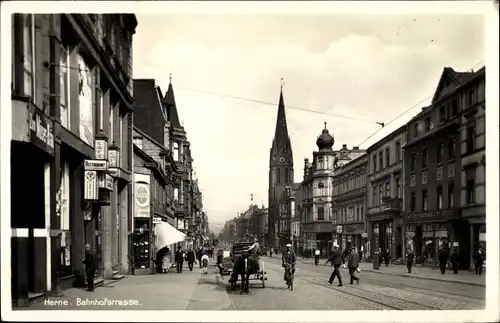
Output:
left=95, top=139, right=107, bottom=160
left=84, top=159, right=108, bottom=171
left=336, top=225, right=343, bottom=234
left=28, top=107, right=55, bottom=156
left=98, top=173, right=114, bottom=191
left=153, top=217, right=162, bottom=224
left=361, top=232, right=368, bottom=238
left=84, top=171, right=98, bottom=200
left=108, top=150, right=118, bottom=168
left=344, top=225, right=357, bottom=233
left=178, top=219, right=185, bottom=230
left=64, top=246, right=71, bottom=266
left=135, top=182, right=150, bottom=218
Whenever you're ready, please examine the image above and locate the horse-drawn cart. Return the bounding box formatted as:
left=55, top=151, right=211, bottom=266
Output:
left=226, top=242, right=267, bottom=292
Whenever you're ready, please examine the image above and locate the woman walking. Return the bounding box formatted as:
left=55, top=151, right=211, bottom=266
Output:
left=201, top=252, right=210, bottom=274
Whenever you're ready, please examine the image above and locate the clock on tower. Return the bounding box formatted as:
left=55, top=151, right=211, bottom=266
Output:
left=279, top=156, right=286, bottom=163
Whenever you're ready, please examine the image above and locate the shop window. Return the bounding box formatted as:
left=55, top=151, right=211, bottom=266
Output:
left=422, top=189, right=428, bottom=211
left=448, top=137, right=456, bottom=160
left=437, top=142, right=444, bottom=164
left=422, top=148, right=428, bottom=168
left=466, top=125, right=476, bottom=153
left=410, top=192, right=416, bottom=211
left=395, top=141, right=401, bottom=161
left=437, top=186, right=443, bottom=210
left=448, top=184, right=454, bottom=208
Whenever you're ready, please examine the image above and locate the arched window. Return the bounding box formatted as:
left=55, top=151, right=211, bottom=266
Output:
left=277, top=168, right=281, bottom=184
left=284, top=168, right=289, bottom=184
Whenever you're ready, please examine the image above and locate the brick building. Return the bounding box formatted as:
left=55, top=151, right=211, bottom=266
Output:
left=332, top=150, right=368, bottom=254
left=366, top=126, right=406, bottom=260
left=402, top=67, right=485, bottom=269
left=10, top=14, right=137, bottom=305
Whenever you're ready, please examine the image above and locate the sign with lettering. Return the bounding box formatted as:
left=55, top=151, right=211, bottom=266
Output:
left=28, top=107, right=55, bottom=156
left=84, top=159, right=108, bottom=171
left=95, top=139, right=107, bottom=160
left=98, top=173, right=114, bottom=191
left=153, top=217, right=162, bottom=224
left=135, top=182, right=150, bottom=218
left=108, top=150, right=118, bottom=168
left=84, top=171, right=98, bottom=200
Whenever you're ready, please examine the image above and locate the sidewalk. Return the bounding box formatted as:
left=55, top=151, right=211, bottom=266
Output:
left=19, top=266, right=230, bottom=311
left=266, top=255, right=486, bottom=287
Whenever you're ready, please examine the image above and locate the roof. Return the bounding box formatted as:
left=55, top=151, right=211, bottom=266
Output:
left=365, top=125, right=407, bottom=153
left=133, top=79, right=167, bottom=145
left=163, top=81, right=182, bottom=129
left=271, top=88, right=293, bottom=159
left=432, top=67, right=478, bottom=104
left=133, top=145, right=168, bottom=185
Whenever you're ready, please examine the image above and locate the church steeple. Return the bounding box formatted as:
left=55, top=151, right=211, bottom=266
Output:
left=271, top=81, right=292, bottom=162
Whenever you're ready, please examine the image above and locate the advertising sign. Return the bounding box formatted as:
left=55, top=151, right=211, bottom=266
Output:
left=84, top=171, right=98, bottom=200
left=153, top=217, right=162, bottom=224
left=98, top=173, right=114, bottom=191
left=84, top=159, right=108, bottom=171
left=28, top=105, right=55, bottom=156
left=108, top=150, right=118, bottom=168
left=95, top=139, right=107, bottom=160
left=336, top=225, right=343, bottom=234
left=77, top=55, right=94, bottom=147
left=177, top=219, right=185, bottom=230
left=135, top=182, right=150, bottom=218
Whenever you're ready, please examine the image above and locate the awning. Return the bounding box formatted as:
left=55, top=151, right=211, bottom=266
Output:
left=155, top=222, right=186, bottom=249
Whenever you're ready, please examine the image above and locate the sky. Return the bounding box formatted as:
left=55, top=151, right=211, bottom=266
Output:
left=132, top=14, right=484, bottom=233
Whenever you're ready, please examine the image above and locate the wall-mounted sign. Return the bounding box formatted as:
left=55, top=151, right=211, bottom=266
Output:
left=108, top=150, right=118, bottom=168
left=178, top=219, right=185, bottom=230
left=95, top=138, right=107, bottom=160
left=153, top=217, right=162, bottom=224
left=77, top=54, right=94, bottom=147
left=98, top=173, right=114, bottom=191
left=135, top=181, right=150, bottom=218
left=84, top=171, right=98, bottom=200
left=108, top=168, right=119, bottom=177
left=28, top=106, right=55, bottom=156
left=84, top=159, right=108, bottom=171
left=336, top=225, right=343, bottom=234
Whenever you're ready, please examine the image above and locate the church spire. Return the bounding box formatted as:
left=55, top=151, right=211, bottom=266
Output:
left=273, top=80, right=290, bottom=149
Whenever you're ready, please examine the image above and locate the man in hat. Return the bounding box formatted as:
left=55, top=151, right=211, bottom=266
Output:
left=347, top=246, right=360, bottom=284
left=326, top=244, right=343, bottom=286
left=83, top=244, right=98, bottom=292
left=175, top=245, right=184, bottom=273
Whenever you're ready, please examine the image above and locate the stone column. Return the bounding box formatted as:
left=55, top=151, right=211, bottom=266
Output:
left=119, top=185, right=129, bottom=273
left=101, top=192, right=113, bottom=279
left=111, top=182, right=118, bottom=270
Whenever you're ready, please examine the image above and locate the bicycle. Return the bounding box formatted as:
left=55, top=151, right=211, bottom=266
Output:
left=283, top=262, right=296, bottom=291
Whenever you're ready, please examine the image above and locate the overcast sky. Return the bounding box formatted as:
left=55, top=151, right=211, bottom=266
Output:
left=132, top=14, right=484, bottom=233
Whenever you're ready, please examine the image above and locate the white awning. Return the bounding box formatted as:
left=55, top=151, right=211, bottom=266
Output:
left=155, top=222, right=186, bottom=249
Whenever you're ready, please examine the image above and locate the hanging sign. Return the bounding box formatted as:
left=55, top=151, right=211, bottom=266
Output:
left=84, top=171, right=98, bottom=200
left=98, top=173, right=114, bottom=191
left=84, top=159, right=108, bottom=171
left=153, top=217, right=162, bottom=224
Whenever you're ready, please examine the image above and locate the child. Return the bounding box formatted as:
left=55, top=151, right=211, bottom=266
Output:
left=201, top=252, right=209, bottom=274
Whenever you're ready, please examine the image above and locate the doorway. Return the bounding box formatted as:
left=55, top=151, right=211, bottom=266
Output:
left=396, top=226, right=403, bottom=258
left=415, top=225, right=423, bottom=263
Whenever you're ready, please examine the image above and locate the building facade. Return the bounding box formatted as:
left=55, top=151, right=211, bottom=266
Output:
left=268, top=88, right=294, bottom=249
left=10, top=14, right=137, bottom=305
left=366, top=126, right=406, bottom=260
left=403, top=67, right=485, bottom=269
left=300, top=125, right=337, bottom=256
left=332, top=151, right=368, bottom=253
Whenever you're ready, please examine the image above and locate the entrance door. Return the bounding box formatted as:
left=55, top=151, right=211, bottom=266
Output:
left=396, top=227, right=403, bottom=258
left=415, top=225, right=423, bottom=263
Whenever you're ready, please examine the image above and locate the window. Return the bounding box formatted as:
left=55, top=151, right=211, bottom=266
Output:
left=450, top=98, right=458, bottom=117
left=437, top=186, right=443, bottom=209
left=439, top=105, right=446, bottom=123
left=277, top=168, right=281, bottom=184
left=385, top=181, right=390, bottom=198
left=437, top=142, right=444, bottom=164
left=410, top=192, right=416, bottom=211
left=60, top=45, right=71, bottom=129
left=372, top=184, right=377, bottom=206
left=119, top=113, right=123, bottom=166
left=360, top=206, right=364, bottom=222
left=317, top=157, right=323, bottom=170
left=372, top=155, right=377, bottom=173
left=424, top=116, right=431, bottom=132
left=385, top=147, right=390, bottom=167
left=422, top=148, right=428, bottom=168
left=395, top=177, right=401, bottom=198
left=318, top=181, right=324, bottom=195
left=449, top=137, right=456, bottom=160
left=467, top=89, right=475, bottom=107
left=356, top=207, right=360, bottom=222
left=173, top=142, right=179, bottom=161
left=379, top=184, right=383, bottom=205
left=466, top=125, right=476, bottom=153
left=422, top=189, right=428, bottom=211
left=411, top=153, right=417, bottom=172
left=466, top=170, right=476, bottom=204
left=413, top=123, right=419, bottom=137
left=317, top=206, right=325, bottom=221
left=133, top=137, right=143, bottom=149
left=284, top=168, right=289, bottom=184
left=109, top=104, right=114, bottom=143
left=379, top=152, right=383, bottom=170
left=22, top=15, right=35, bottom=99
left=60, top=162, right=70, bottom=231
left=395, top=141, right=401, bottom=161
left=448, top=184, right=454, bottom=208
left=174, top=188, right=179, bottom=202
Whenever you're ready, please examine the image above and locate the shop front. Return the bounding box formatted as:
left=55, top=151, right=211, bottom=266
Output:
left=368, top=218, right=393, bottom=257
left=153, top=216, right=186, bottom=273
left=343, top=223, right=365, bottom=252
left=133, top=173, right=152, bottom=274
left=461, top=204, right=486, bottom=270
left=302, top=222, right=331, bottom=257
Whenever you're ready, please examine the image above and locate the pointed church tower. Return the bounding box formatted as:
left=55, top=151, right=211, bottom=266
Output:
left=267, top=82, right=294, bottom=249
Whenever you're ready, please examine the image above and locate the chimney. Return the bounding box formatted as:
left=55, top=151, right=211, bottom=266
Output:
left=353, top=146, right=359, bottom=150
left=342, top=144, right=347, bottom=149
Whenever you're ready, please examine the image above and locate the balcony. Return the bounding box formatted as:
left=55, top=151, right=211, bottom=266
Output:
left=368, top=197, right=402, bottom=215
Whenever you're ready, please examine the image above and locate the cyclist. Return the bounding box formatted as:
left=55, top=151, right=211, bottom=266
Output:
left=282, top=243, right=296, bottom=284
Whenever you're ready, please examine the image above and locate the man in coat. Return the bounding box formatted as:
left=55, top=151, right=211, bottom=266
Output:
left=83, top=244, right=98, bottom=292
left=406, top=250, right=415, bottom=273
left=326, top=245, right=343, bottom=286
left=438, top=247, right=449, bottom=274
left=175, top=245, right=184, bottom=273
left=347, top=246, right=360, bottom=284
left=186, top=248, right=196, bottom=271
left=450, top=247, right=459, bottom=274
left=474, top=247, right=484, bottom=275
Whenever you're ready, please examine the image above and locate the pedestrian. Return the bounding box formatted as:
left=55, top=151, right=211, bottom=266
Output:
left=438, top=247, right=449, bottom=274
left=162, top=248, right=171, bottom=273
left=406, top=250, right=414, bottom=273
left=314, top=249, right=320, bottom=266
left=450, top=247, right=459, bottom=274
left=384, top=249, right=391, bottom=267
left=197, top=248, right=203, bottom=268
left=347, top=247, right=360, bottom=284
left=83, top=244, right=98, bottom=292
left=270, top=247, right=273, bottom=258
left=326, top=244, right=343, bottom=286
left=201, top=252, right=210, bottom=274
left=186, top=248, right=196, bottom=271
left=175, top=245, right=184, bottom=273
left=474, top=247, right=484, bottom=275
left=358, top=248, right=363, bottom=264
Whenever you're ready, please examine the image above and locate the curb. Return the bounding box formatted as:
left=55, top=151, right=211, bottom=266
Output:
left=264, top=257, right=485, bottom=287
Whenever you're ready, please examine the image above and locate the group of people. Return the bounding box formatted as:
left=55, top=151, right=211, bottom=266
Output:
left=155, top=245, right=211, bottom=274
left=325, top=245, right=361, bottom=286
